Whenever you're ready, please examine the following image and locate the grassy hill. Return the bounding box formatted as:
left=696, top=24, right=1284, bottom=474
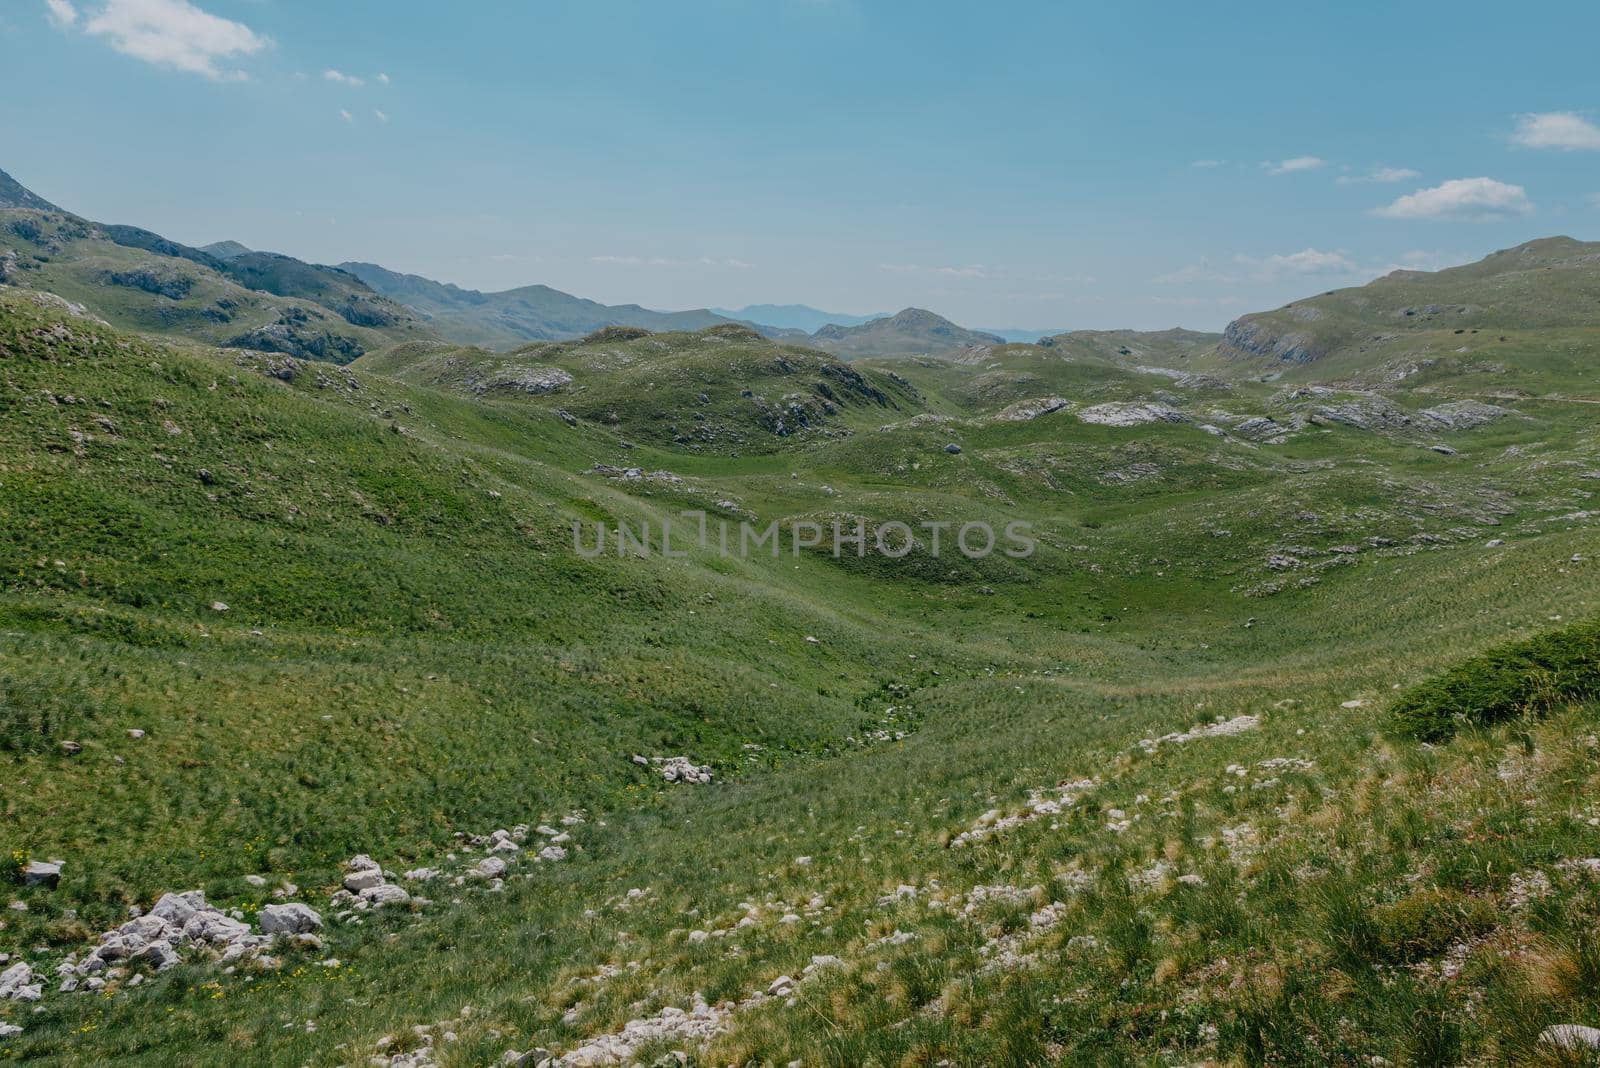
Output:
left=355, top=324, right=920, bottom=453
left=341, top=262, right=741, bottom=350
left=4, top=248, right=1600, bottom=1067
left=810, top=308, right=1005, bottom=359
left=0, top=165, right=435, bottom=364
left=1214, top=237, right=1600, bottom=392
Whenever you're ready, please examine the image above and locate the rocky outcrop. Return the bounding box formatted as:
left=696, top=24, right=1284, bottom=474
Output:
left=996, top=396, right=1070, bottom=422
left=1077, top=402, right=1186, bottom=427
left=1219, top=315, right=1323, bottom=364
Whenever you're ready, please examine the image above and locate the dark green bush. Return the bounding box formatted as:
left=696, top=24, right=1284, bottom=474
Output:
left=1389, top=618, right=1600, bottom=741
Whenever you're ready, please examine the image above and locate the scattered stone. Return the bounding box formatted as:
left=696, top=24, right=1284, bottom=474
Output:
left=209, top=601, right=229, bottom=613
left=58, top=741, right=81, bottom=756
left=943, top=443, right=962, bottom=454
left=126, top=729, right=145, bottom=740
left=656, top=757, right=713, bottom=785
left=0, top=962, right=40, bottom=1002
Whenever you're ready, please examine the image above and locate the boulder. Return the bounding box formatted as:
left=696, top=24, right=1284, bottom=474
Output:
left=359, top=884, right=410, bottom=908
left=21, top=860, right=61, bottom=887
left=258, top=903, right=323, bottom=936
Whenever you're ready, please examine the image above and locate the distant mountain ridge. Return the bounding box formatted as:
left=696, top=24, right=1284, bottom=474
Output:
left=341, top=261, right=743, bottom=349
left=712, top=303, right=889, bottom=333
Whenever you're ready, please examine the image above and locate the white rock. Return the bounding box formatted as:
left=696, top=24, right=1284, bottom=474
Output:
left=1541, top=1025, right=1600, bottom=1050
left=259, top=903, right=323, bottom=936
left=0, top=962, right=36, bottom=1000
left=243, top=874, right=267, bottom=887
left=359, top=884, right=410, bottom=908
left=343, top=868, right=384, bottom=893
left=474, top=857, right=508, bottom=879
left=537, top=846, right=568, bottom=863
left=0, top=1022, right=20, bottom=1038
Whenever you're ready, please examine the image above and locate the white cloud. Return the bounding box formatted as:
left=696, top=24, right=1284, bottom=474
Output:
left=1255, top=248, right=1357, bottom=277
left=374, top=109, right=388, bottom=123
left=1190, top=159, right=1224, bottom=168
left=1590, top=193, right=1600, bottom=210
left=44, top=0, right=78, bottom=29
left=339, top=108, right=353, bottom=123
left=376, top=72, right=390, bottom=86
left=1511, top=112, right=1600, bottom=151
left=1337, top=166, right=1421, bottom=185
left=1375, top=177, right=1532, bottom=221
left=1264, top=155, right=1326, bottom=175
left=324, top=68, right=364, bottom=87
left=83, top=0, right=266, bottom=80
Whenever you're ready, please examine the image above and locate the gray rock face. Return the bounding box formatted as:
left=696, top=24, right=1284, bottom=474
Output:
left=258, top=903, right=324, bottom=936
left=1077, top=402, right=1185, bottom=427
left=1220, top=315, right=1322, bottom=364
left=359, top=883, right=411, bottom=908
left=477, top=367, right=574, bottom=396
left=1415, top=399, right=1512, bottom=431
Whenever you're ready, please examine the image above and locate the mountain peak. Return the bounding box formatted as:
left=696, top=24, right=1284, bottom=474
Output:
left=0, top=168, right=60, bottom=211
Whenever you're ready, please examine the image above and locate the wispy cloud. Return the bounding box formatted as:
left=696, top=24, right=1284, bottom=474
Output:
left=1264, top=155, right=1326, bottom=176
left=1155, top=248, right=1357, bottom=285
left=373, top=109, right=388, bottom=123
left=376, top=72, right=390, bottom=86
left=1190, top=159, right=1224, bottom=169
left=1511, top=111, right=1600, bottom=151
left=324, top=68, right=364, bottom=87
left=878, top=263, right=988, bottom=278
left=591, top=255, right=754, bottom=269
left=44, top=0, right=78, bottom=29
left=339, top=108, right=353, bottom=123
left=80, top=0, right=267, bottom=81
left=1374, top=177, right=1532, bottom=221
left=1337, top=166, right=1421, bottom=185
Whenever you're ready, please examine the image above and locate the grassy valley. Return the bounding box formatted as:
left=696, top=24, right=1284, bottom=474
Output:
left=4, top=224, right=1600, bottom=1064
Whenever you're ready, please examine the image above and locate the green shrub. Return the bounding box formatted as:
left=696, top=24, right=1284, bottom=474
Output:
left=1389, top=618, right=1600, bottom=741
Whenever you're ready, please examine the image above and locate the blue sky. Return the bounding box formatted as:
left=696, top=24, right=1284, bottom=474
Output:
left=4, top=0, right=1599, bottom=330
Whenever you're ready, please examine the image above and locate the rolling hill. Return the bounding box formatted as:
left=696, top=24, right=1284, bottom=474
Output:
left=809, top=307, right=1005, bottom=358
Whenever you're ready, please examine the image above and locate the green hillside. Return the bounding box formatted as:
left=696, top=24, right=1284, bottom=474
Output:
left=0, top=168, right=431, bottom=362
left=1214, top=237, right=1600, bottom=393
left=5, top=253, right=1600, bottom=1064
